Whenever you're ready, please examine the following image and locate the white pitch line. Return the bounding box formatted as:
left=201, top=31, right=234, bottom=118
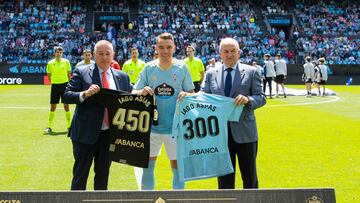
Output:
left=266, top=96, right=341, bottom=107
left=133, top=167, right=143, bottom=190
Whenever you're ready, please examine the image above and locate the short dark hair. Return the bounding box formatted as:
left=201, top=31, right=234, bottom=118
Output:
left=187, top=46, right=195, bottom=51
left=318, top=57, right=325, bottom=63
left=82, top=49, right=92, bottom=54
left=156, top=32, right=174, bottom=44
left=54, top=46, right=63, bottom=52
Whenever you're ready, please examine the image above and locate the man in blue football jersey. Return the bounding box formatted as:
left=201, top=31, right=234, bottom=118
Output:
left=201, top=38, right=266, bottom=189
left=132, top=32, right=195, bottom=190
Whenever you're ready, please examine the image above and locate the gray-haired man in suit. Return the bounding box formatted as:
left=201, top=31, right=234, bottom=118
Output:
left=64, top=40, right=132, bottom=190
left=202, top=38, right=266, bottom=189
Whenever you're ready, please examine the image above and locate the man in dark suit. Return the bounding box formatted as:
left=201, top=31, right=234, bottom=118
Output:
left=63, top=40, right=132, bottom=190
left=202, top=38, right=266, bottom=189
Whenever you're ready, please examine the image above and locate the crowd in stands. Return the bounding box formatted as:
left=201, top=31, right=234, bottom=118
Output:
left=93, top=0, right=291, bottom=64
left=261, top=0, right=294, bottom=15
left=294, top=0, right=359, bottom=64
left=1, top=0, right=88, bottom=64
left=295, top=1, right=359, bottom=36
left=0, top=0, right=359, bottom=65
left=94, top=0, right=129, bottom=12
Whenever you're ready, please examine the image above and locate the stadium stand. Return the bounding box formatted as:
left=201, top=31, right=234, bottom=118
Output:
left=0, top=0, right=359, bottom=66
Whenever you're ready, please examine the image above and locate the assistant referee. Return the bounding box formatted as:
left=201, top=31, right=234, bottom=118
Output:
left=44, top=46, right=72, bottom=134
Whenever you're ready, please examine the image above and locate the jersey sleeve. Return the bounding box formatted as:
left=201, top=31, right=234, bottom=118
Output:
left=133, top=65, right=148, bottom=90
left=228, top=104, right=243, bottom=122
left=181, top=64, right=195, bottom=92
left=46, top=62, right=51, bottom=74
left=172, top=102, right=181, bottom=138
left=140, top=60, right=146, bottom=71
left=199, top=60, right=205, bottom=72
left=122, top=62, right=129, bottom=74
left=215, top=95, right=243, bottom=122
left=67, top=60, right=71, bottom=72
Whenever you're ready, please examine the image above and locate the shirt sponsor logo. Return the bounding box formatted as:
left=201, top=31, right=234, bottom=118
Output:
left=189, top=147, right=219, bottom=156
left=155, top=83, right=175, bottom=98
left=115, top=138, right=144, bottom=149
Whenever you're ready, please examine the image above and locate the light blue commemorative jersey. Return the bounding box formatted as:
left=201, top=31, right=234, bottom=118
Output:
left=173, top=93, right=243, bottom=181
left=134, top=59, right=194, bottom=134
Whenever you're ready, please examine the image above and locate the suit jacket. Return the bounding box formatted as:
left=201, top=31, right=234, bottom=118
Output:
left=202, top=62, right=266, bottom=143
left=63, top=64, right=132, bottom=144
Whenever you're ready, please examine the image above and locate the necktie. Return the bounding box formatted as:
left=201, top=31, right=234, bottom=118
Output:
left=101, top=70, right=110, bottom=127
left=225, top=68, right=232, bottom=97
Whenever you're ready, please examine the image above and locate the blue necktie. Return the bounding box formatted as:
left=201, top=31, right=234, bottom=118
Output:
left=225, top=68, right=232, bottom=97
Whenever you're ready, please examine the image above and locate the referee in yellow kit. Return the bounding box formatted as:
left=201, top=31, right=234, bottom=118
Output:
left=184, top=45, right=205, bottom=92
left=44, top=46, right=72, bottom=134
left=122, top=47, right=145, bottom=84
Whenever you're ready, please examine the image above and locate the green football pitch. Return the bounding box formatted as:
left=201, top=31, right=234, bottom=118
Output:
left=0, top=85, right=359, bottom=202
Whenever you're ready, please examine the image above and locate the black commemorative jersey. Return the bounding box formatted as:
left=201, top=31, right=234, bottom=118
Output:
left=94, top=88, right=153, bottom=168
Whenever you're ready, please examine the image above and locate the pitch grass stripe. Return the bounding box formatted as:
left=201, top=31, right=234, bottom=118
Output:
left=266, top=96, right=340, bottom=108
left=0, top=96, right=341, bottom=110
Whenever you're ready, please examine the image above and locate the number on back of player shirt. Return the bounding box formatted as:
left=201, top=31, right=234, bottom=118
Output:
left=173, top=93, right=243, bottom=181
left=95, top=88, right=154, bottom=168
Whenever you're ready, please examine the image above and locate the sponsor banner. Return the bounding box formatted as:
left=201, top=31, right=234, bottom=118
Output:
left=0, top=74, right=45, bottom=85
left=267, top=14, right=293, bottom=26
left=0, top=63, right=47, bottom=74
left=94, top=12, right=129, bottom=24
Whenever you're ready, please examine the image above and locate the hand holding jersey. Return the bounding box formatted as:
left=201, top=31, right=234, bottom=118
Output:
left=82, top=84, right=100, bottom=99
